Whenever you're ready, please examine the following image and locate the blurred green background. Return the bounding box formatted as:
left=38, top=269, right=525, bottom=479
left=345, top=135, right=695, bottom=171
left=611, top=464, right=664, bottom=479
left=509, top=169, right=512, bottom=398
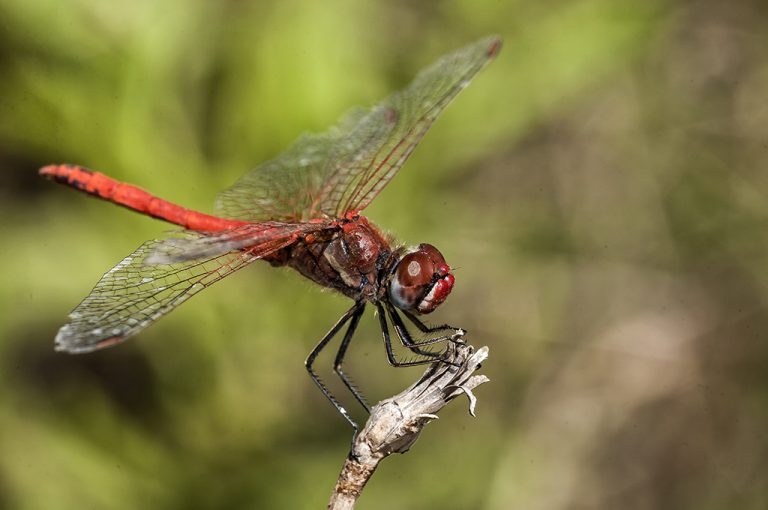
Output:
left=2, top=0, right=768, bottom=508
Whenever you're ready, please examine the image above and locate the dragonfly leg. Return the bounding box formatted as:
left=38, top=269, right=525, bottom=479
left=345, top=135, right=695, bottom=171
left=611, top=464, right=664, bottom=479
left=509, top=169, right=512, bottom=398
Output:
left=386, top=302, right=463, bottom=367
left=305, top=302, right=364, bottom=430
left=333, top=303, right=370, bottom=413
left=375, top=302, right=438, bottom=368
left=402, top=308, right=465, bottom=338
left=384, top=302, right=444, bottom=357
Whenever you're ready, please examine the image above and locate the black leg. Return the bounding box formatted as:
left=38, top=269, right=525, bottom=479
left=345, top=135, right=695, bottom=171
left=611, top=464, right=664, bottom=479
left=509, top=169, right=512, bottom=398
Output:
left=305, top=302, right=364, bottom=430
left=386, top=301, right=462, bottom=350
left=384, top=303, right=443, bottom=357
left=333, top=303, right=370, bottom=413
left=375, top=302, right=438, bottom=368
left=402, top=308, right=464, bottom=336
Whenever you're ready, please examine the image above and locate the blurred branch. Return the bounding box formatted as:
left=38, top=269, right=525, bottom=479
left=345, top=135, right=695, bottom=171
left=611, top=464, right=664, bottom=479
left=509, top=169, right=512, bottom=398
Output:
left=327, top=341, right=490, bottom=509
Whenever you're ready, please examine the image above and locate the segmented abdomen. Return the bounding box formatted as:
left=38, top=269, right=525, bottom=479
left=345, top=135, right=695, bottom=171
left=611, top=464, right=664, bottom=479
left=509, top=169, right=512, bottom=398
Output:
left=40, top=164, right=246, bottom=232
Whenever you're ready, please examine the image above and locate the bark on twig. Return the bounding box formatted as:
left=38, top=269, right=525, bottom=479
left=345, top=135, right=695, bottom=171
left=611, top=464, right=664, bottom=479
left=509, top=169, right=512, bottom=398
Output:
left=327, top=340, right=490, bottom=509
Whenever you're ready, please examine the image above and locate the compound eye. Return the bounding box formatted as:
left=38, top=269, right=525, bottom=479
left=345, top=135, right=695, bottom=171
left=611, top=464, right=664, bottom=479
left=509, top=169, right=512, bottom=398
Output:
left=396, top=251, right=434, bottom=287
left=389, top=244, right=454, bottom=313
left=418, top=243, right=452, bottom=280
left=418, top=243, right=446, bottom=267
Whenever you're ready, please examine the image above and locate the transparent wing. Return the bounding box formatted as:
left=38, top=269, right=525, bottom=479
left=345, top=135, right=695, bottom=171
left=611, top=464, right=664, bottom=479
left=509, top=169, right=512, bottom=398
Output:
left=214, top=107, right=395, bottom=222
left=145, top=221, right=328, bottom=264
left=53, top=225, right=321, bottom=353
left=215, top=36, right=501, bottom=222
left=332, top=36, right=501, bottom=216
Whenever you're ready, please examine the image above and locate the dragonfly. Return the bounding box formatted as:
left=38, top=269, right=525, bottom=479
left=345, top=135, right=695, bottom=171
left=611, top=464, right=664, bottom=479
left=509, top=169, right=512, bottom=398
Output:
left=40, top=36, right=501, bottom=429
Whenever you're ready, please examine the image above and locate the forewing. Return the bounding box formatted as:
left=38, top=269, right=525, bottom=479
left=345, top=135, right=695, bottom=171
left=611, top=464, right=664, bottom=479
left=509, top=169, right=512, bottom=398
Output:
left=214, top=36, right=500, bottom=222
left=214, top=107, right=396, bottom=222
left=53, top=225, right=317, bottom=353
left=330, top=36, right=501, bottom=216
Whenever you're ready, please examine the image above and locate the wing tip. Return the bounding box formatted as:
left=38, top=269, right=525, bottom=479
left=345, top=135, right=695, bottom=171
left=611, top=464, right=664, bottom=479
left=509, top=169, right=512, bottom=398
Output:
left=54, top=325, right=89, bottom=354
left=485, top=36, right=503, bottom=58
left=54, top=325, right=126, bottom=354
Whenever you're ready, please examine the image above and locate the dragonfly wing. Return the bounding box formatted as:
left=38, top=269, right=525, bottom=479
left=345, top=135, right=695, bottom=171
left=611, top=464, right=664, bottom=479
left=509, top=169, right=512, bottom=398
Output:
left=328, top=36, right=502, bottom=216
left=214, top=36, right=500, bottom=222
left=214, top=107, right=396, bottom=222
left=145, top=221, right=327, bottom=264
left=53, top=225, right=319, bottom=353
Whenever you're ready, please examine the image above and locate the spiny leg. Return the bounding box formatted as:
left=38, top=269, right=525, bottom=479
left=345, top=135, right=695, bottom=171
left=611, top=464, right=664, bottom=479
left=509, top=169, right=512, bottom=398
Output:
left=402, top=308, right=465, bottom=337
left=386, top=301, right=461, bottom=355
left=333, top=303, right=370, bottom=413
left=375, top=302, right=438, bottom=368
left=305, top=302, right=363, bottom=430
left=384, top=302, right=443, bottom=358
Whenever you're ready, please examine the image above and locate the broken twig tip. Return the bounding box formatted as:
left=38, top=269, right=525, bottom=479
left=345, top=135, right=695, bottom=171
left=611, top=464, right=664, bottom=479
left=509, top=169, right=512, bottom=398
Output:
left=329, top=340, right=490, bottom=509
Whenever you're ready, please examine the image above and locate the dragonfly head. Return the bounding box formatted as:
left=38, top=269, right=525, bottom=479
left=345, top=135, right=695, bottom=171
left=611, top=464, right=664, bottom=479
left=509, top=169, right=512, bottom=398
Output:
left=389, top=244, right=454, bottom=314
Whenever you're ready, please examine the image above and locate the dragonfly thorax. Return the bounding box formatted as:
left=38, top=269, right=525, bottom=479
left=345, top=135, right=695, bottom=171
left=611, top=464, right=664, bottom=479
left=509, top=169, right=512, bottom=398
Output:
left=388, top=244, right=454, bottom=314
left=270, top=216, right=394, bottom=303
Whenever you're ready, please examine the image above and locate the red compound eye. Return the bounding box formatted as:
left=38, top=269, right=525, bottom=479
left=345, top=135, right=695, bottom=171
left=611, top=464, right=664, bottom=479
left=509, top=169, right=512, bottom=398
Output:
left=396, top=251, right=434, bottom=287
left=418, top=243, right=446, bottom=268
left=389, top=244, right=454, bottom=313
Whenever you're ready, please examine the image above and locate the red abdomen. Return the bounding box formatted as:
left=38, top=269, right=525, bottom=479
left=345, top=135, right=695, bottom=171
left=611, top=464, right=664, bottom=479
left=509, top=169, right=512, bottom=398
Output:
left=40, top=164, right=246, bottom=232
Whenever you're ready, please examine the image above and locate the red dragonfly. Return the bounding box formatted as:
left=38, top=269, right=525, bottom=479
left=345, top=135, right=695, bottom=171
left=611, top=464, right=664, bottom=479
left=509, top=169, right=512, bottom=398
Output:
left=41, top=36, right=501, bottom=429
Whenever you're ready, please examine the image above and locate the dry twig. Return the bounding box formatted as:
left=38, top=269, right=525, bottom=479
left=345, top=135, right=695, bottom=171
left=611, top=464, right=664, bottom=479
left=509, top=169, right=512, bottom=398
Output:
left=327, top=341, right=490, bottom=509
